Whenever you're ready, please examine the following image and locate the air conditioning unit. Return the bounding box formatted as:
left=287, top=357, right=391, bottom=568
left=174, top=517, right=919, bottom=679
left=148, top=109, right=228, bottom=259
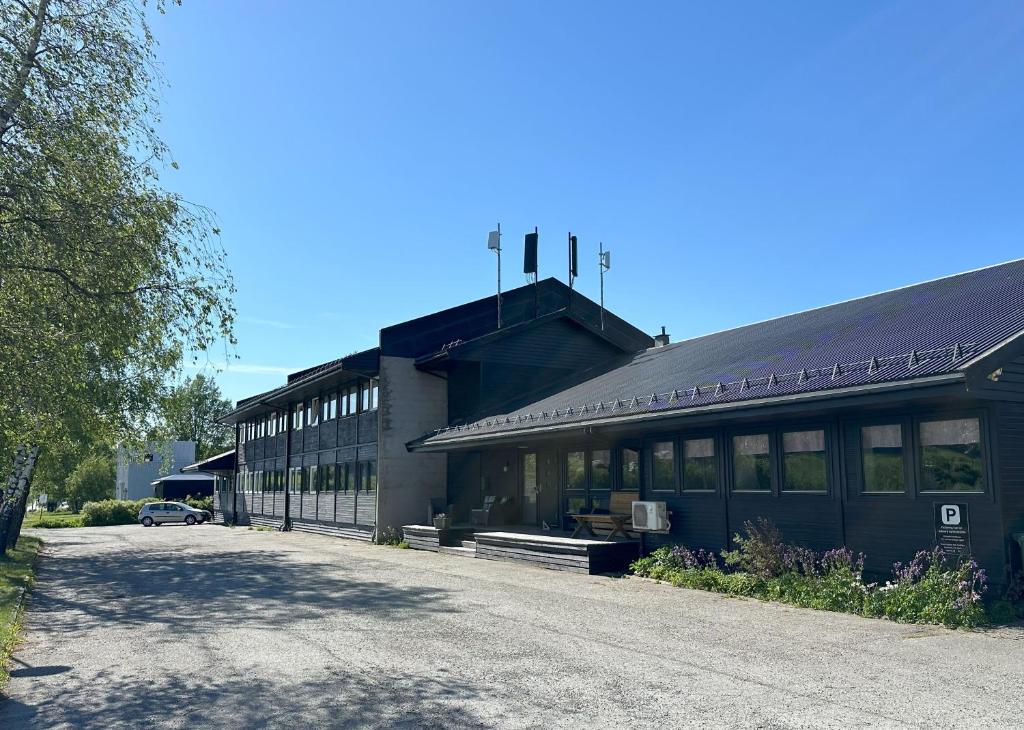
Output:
left=632, top=501, right=670, bottom=532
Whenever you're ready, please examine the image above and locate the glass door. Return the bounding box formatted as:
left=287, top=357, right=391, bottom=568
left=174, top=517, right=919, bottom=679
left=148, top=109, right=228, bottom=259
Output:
left=521, top=452, right=538, bottom=525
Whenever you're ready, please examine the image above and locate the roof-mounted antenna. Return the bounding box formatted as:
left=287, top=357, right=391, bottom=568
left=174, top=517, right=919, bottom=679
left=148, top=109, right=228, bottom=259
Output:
left=487, top=224, right=502, bottom=329
left=599, top=242, right=611, bottom=331
left=524, top=227, right=539, bottom=317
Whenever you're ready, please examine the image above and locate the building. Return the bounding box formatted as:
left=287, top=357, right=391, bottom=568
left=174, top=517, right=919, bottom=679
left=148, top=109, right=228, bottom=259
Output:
left=150, top=472, right=216, bottom=501
left=221, top=260, right=1024, bottom=585
left=115, top=441, right=196, bottom=501
left=217, top=279, right=651, bottom=538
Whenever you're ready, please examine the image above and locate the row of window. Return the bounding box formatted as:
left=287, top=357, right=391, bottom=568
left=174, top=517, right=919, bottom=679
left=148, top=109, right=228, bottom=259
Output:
left=239, top=379, right=379, bottom=442
left=564, top=416, right=986, bottom=496
left=236, top=460, right=377, bottom=494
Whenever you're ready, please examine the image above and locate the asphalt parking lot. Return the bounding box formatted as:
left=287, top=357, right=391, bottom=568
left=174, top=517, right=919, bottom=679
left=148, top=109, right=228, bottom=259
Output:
left=1, top=524, right=1022, bottom=729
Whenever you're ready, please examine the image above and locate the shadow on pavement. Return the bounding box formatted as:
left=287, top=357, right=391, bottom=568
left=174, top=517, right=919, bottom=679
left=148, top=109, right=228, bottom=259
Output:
left=22, top=544, right=457, bottom=638
left=0, top=666, right=494, bottom=729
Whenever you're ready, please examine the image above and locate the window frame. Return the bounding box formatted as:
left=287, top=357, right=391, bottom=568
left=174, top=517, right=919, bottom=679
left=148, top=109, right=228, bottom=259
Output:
left=680, top=433, right=720, bottom=494
left=649, top=439, right=678, bottom=493
left=914, top=412, right=989, bottom=496
left=729, top=430, right=775, bottom=495
left=779, top=428, right=830, bottom=494
left=855, top=419, right=912, bottom=497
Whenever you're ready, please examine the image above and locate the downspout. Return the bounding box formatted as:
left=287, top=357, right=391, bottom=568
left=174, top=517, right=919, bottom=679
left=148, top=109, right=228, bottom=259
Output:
left=232, top=424, right=239, bottom=525
left=283, top=407, right=292, bottom=531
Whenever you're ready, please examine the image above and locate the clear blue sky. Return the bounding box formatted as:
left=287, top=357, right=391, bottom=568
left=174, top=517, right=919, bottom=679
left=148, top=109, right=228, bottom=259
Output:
left=151, top=1, right=1024, bottom=404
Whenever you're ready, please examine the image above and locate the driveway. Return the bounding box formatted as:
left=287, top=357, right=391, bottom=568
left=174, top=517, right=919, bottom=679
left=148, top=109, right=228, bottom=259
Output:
left=1, top=525, right=1022, bottom=729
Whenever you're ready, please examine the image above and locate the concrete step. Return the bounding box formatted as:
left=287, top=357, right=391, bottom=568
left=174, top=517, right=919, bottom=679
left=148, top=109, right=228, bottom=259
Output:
left=461, top=540, right=477, bottom=549
left=438, top=545, right=476, bottom=558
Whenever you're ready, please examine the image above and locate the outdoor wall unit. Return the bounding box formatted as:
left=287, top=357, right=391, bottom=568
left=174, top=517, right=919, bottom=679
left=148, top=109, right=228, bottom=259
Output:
left=632, top=501, right=670, bottom=532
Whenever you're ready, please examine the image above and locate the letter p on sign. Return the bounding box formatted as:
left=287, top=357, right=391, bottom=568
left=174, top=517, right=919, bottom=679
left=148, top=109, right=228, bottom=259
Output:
left=942, top=505, right=961, bottom=526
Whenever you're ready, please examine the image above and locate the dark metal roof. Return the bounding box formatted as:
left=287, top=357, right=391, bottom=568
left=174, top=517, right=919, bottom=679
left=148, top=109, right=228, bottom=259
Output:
left=418, top=259, right=1024, bottom=448
left=224, top=347, right=381, bottom=422
left=181, top=450, right=236, bottom=473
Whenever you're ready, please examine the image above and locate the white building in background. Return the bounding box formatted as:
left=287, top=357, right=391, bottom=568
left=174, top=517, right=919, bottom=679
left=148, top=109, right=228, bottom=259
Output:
left=115, top=441, right=196, bottom=501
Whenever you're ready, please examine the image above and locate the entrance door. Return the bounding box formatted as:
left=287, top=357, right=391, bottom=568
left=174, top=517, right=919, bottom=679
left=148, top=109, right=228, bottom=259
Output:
left=521, top=452, right=539, bottom=525
left=537, top=450, right=561, bottom=529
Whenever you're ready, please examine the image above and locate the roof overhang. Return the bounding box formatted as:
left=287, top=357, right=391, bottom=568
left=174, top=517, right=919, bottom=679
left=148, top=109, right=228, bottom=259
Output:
left=182, top=450, right=236, bottom=474
left=221, top=357, right=379, bottom=425
left=409, top=373, right=967, bottom=452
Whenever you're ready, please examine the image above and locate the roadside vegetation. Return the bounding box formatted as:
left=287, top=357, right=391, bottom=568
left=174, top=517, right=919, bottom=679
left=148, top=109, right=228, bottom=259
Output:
left=24, top=511, right=82, bottom=529
left=0, top=536, right=41, bottom=686
left=631, top=518, right=1022, bottom=629
left=0, top=0, right=236, bottom=530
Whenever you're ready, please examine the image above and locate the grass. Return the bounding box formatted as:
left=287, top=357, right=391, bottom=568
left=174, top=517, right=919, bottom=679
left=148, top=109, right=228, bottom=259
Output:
left=0, top=535, right=42, bottom=687
left=23, top=511, right=82, bottom=529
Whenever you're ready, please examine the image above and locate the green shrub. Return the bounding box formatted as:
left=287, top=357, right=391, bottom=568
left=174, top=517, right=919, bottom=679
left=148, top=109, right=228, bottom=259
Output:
left=80, top=498, right=159, bottom=527
left=631, top=521, right=991, bottom=629
left=182, top=495, right=214, bottom=513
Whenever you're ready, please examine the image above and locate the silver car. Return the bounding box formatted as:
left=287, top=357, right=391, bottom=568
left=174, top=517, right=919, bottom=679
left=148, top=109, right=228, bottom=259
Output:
left=138, top=501, right=211, bottom=527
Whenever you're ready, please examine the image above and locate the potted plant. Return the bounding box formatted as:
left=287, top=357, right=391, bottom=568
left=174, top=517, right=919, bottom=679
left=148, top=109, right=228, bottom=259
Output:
left=433, top=513, right=450, bottom=530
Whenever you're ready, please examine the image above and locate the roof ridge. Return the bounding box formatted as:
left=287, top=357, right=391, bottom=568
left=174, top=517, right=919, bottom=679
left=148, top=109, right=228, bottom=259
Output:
left=658, top=257, right=1024, bottom=352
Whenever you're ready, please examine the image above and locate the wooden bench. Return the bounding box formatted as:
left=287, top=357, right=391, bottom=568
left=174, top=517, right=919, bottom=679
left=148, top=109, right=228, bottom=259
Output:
left=569, top=491, right=638, bottom=541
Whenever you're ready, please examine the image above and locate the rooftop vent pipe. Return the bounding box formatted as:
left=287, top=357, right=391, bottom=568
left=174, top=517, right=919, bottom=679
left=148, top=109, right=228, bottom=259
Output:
left=654, top=326, right=670, bottom=347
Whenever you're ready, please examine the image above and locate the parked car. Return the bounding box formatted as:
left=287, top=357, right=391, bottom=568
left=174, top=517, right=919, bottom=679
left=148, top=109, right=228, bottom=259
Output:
left=138, top=501, right=211, bottom=527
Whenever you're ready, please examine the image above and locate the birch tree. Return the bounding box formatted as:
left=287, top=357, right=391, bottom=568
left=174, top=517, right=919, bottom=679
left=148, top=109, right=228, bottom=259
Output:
left=0, top=0, right=235, bottom=461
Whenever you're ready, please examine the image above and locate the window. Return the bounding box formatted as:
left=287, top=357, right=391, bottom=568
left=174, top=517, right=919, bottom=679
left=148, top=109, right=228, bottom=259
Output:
left=920, top=418, right=985, bottom=492
left=288, top=466, right=302, bottom=494
left=279, top=412, right=287, bottom=432
left=341, top=462, right=355, bottom=492
left=328, top=393, right=337, bottom=420
left=861, top=425, right=904, bottom=492
left=361, top=381, right=371, bottom=412
left=652, top=441, right=675, bottom=491
left=360, top=461, right=377, bottom=492
left=309, top=398, right=320, bottom=427
left=621, top=448, right=640, bottom=491
left=733, top=434, right=771, bottom=491
left=321, top=464, right=336, bottom=492
left=682, top=438, right=716, bottom=491
left=293, top=405, right=303, bottom=430
left=239, top=423, right=246, bottom=444
left=344, top=386, right=357, bottom=416
left=268, top=415, right=276, bottom=437
left=782, top=430, right=827, bottom=492
left=371, top=379, right=379, bottom=410
left=304, top=465, right=317, bottom=493
left=566, top=451, right=586, bottom=490
left=591, top=449, right=611, bottom=491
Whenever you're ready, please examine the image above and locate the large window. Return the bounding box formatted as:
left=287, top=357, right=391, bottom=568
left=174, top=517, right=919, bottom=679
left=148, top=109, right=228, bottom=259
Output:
left=652, top=441, right=676, bottom=491
left=782, top=430, right=827, bottom=492
left=293, top=405, right=303, bottom=430
left=309, top=398, right=320, bottom=427
left=288, top=466, right=303, bottom=494
left=621, top=448, right=640, bottom=491
left=370, top=379, right=379, bottom=410
left=591, top=449, right=611, bottom=491
left=920, top=418, right=984, bottom=492
left=682, top=438, right=716, bottom=491
left=342, top=386, right=357, bottom=417
left=321, top=463, right=336, bottom=492
left=566, top=451, right=586, bottom=490
left=361, top=381, right=371, bottom=412
left=360, top=461, right=377, bottom=492
left=861, top=424, right=904, bottom=492
left=733, top=434, right=771, bottom=492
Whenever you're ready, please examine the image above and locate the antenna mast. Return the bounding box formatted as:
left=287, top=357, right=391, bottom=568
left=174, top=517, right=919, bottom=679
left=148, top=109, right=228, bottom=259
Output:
left=487, top=224, right=502, bottom=328
left=599, top=242, right=611, bottom=331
